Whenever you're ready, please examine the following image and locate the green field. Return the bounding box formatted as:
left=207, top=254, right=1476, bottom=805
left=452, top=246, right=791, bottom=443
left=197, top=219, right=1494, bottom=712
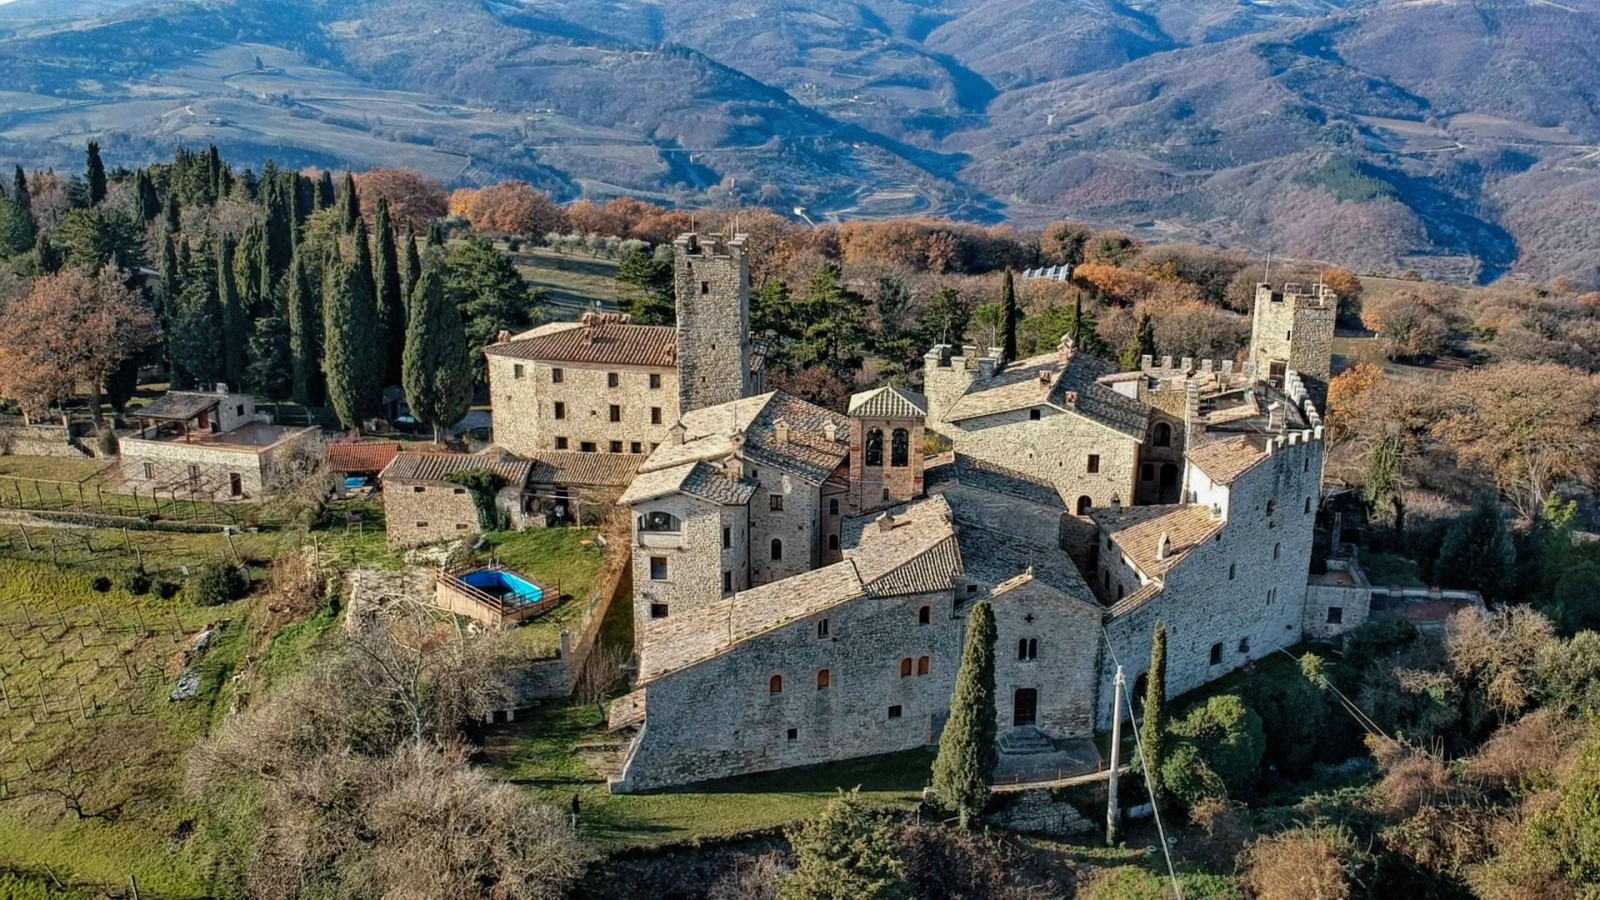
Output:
left=501, top=245, right=623, bottom=319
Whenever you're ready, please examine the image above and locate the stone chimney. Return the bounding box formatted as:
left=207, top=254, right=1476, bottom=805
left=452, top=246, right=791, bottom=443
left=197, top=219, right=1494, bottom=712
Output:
left=669, top=423, right=686, bottom=445
left=214, top=382, right=229, bottom=394
left=774, top=418, right=789, bottom=444
left=1062, top=390, right=1079, bottom=409
left=1268, top=400, right=1285, bottom=432
left=823, top=422, right=838, bottom=442
left=1110, top=494, right=1122, bottom=512
left=877, top=511, right=897, bottom=532
left=496, top=330, right=511, bottom=343
left=1157, top=532, right=1171, bottom=561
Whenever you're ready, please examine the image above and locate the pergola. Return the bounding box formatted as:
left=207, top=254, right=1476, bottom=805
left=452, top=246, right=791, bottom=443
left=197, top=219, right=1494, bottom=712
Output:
left=131, top=391, right=223, bottom=442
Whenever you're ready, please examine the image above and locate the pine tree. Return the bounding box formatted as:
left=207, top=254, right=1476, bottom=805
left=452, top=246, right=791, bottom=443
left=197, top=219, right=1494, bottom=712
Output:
left=322, top=255, right=383, bottom=429
left=403, top=256, right=474, bottom=444
left=1143, top=621, right=1169, bottom=810
left=285, top=252, right=319, bottom=406
left=1001, top=268, right=1018, bottom=362
left=85, top=141, right=107, bottom=206
left=1436, top=494, right=1517, bottom=603
left=162, top=190, right=181, bottom=236
left=339, top=171, right=361, bottom=232
left=11, top=166, right=29, bottom=213
left=218, top=238, right=246, bottom=389
left=932, top=600, right=998, bottom=829
left=795, top=264, right=867, bottom=379
left=246, top=276, right=293, bottom=402
left=616, top=246, right=674, bottom=325
left=782, top=789, right=910, bottom=900
left=316, top=170, right=336, bottom=210
left=374, top=198, right=405, bottom=385
left=923, top=286, right=970, bottom=348
left=0, top=193, right=35, bottom=257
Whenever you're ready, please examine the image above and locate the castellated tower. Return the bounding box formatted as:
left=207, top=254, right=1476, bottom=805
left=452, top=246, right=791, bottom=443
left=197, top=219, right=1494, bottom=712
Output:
left=1249, top=282, right=1337, bottom=401
left=675, top=232, right=752, bottom=414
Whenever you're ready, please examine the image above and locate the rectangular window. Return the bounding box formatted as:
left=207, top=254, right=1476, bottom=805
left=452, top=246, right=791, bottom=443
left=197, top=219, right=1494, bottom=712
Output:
left=1239, top=637, right=1251, bottom=654
left=607, top=372, right=619, bottom=388
left=412, top=486, right=425, bottom=493
left=649, top=373, right=662, bottom=389
left=829, top=498, right=839, bottom=516
left=649, top=556, right=668, bottom=580
left=610, top=441, right=623, bottom=453
left=786, top=728, right=797, bottom=741
left=1087, top=454, right=1100, bottom=474
left=553, top=401, right=565, bottom=420
left=455, top=523, right=469, bottom=530
left=651, top=407, right=663, bottom=425
left=609, top=404, right=621, bottom=423
left=723, top=571, right=732, bottom=593
left=551, top=368, right=563, bottom=383
left=555, top=437, right=569, bottom=450
left=722, top=526, right=731, bottom=548
left=580, top=441, right=596, bottom=453
left=650, top=603, right=669, bottom=619
left=770, top=494, right=784, bottom=511
left=142, top=462, right=154, bottom=479
left=631, top=442, right=642, bottom=454
left=888, top=705, right=903, bottom=719
left=514, top=364, right=525, bottom=379
left=452, top=487, right=466, bottom=495
left=816, top=618, right=830, bottom=638
left=1327, top=606, right=1344, bottom=625
left=1210, top=643, right=1223, bottom=665
left=416, top=521, right=428, bottom=528
left=1029, top=408, right=1041, bottom=420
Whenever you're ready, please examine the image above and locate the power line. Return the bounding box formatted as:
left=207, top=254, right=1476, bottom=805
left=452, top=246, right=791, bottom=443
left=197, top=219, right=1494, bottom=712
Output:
left=1101, top=626, right=1184, bottom=900
left=1271, top=644, right=1390, bottom=741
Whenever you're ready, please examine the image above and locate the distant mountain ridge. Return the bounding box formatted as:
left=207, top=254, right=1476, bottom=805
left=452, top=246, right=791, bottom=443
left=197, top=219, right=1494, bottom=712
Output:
left=1, top=0, right=1598, bottom=285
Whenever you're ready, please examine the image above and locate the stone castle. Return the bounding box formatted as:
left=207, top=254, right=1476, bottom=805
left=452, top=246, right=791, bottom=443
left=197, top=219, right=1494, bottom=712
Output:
left=484, top=231, right=1350, bottom=794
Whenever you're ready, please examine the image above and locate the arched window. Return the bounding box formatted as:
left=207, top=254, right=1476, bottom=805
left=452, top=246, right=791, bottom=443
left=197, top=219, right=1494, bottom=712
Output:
left=771, top=538, right=783, bottom=561
left=817, top=669, right=831, bottom=690
left=1273, top=542, right=1281, bottom=560
left=769, top=674, right=783, bottom=694
left=1154, top=422, right=1172, bottom=447
left=1076, top=495, right=1092, bottom=515
left=1017, top=639, right=1038, bottom=661
left=918, top=605, right=931, bottom=625
left=900, top=658, right=913, bottom=678
left=917, top=656, right=931, bottom=675
left=829, top=498, right=839, bottom=516
left=828, top=533, right=839, bottom=550
left=1228, top=563, right=1236, bottom=581
left=1305, top=497, right=1313, bottom=514
left=864, top=428, right=884, bottom=467
left=639, top=511, right=681, bottom=532
left=890, top=429, right=909, bottom=467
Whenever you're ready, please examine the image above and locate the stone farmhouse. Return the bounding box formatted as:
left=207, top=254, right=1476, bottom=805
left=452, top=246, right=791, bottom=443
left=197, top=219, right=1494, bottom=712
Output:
left=380, top=451, right=535, bottom=550
left=120, top=385, right=322, bottom=501
left=483, top=233, right=764, bottom=460
left=607, top=279, right=1353, bottom=793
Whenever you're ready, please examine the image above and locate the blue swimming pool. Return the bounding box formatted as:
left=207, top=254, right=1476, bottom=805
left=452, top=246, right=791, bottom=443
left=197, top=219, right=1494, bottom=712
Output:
left=459, top=569, right=545, bottom=606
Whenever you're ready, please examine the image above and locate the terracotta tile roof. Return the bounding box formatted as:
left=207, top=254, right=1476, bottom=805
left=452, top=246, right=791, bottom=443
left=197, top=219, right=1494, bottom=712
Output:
left=943, top=350, right=1148, bottom=439
left=380, top=451, right=532, bottom=486
left=1090, top=503, right=1223, bottom=580
left=528, top=450, right=643, bottom=487
left=848, top=385, right=927, bottom=419
left=1188, top=436, right=1270, bottom=485
left=328, top=441, right=401, bottom=474
left=482, top=318, right=676, bottom=368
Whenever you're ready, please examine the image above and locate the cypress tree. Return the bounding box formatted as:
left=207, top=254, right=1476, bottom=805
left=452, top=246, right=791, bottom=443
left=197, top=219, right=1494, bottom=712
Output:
left=206, top=145, right=224, bottom=202
left=85, top=141, right=107, bottom=206
left=316, top=170, right=336, bottom=210
left=402, top=228, right=421, bottom=300
left=162, top=190, right=181, bottom=236
left=262, top=174, right=294, bottom=278
left=170, top=243, right=222, bottom=389
left=403, top=256, right=474, bottom=445
left=33, top=232, right=59, bottom=275
left=373, top=198, right=405, bottom=386
left=134, top=170, right=160, bottom=222
left=246, top=275, right=293, bottom=402
left=12, top=166, right=29, bottom=212
left=292, top=171, right=314, bottom=227
left=286, top=252, right=318, bottom=406
left=1144, top=621, right=1169, bottom=810
left=425, top=222, right=444, bottom=247
left=0, top=193, right=35, bottom=257
left=353, top=217, right=377, bottom=329
left=339, top=171, right=360, bottom=232
left=322, top=254, right=383, bottom=429
left=932, top=600, right=998, bottom=829
left=234, top=224, right=265, bottom=317
left=218, top=238, right=247, bottom=389
left=1001, top=267, right=1018, bottom=362
left=1135, top=312, right=1156, bottom=362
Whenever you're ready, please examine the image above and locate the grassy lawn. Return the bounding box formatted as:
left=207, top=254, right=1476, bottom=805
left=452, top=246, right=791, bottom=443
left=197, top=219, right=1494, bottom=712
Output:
left=476, top=527, right=606, bottom=657
left=502, top=245, right=622, bottom=319
left=0, top=457, right=111, bottom=482
left=489, top=702, right=932, bottom=851
left=1360, top=550, right=1426, bottom=588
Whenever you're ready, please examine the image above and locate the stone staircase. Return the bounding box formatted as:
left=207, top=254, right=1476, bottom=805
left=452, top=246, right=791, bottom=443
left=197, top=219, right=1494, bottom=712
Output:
left=998, top=726, right=1054, bottom=756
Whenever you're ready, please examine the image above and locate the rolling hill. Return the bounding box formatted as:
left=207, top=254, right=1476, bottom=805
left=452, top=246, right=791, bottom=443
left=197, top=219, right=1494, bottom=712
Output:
left=1, top=0, right=1599, bottom=286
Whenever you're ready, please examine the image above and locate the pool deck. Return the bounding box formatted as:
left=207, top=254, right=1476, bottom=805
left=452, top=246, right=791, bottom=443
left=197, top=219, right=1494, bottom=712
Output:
left=437, top=565, right=562, bottom=629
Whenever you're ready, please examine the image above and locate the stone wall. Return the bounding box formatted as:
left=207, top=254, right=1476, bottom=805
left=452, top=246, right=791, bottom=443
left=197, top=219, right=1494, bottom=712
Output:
left=991, top=577, right=1103, bottom=737
left=986, top=788, right=1096, bottom=837
left=1303, top=558, right=1373, bottom=641
left=120, top=439, right=269, bottom=498
left=0, top=423, right=90, bottom=459
left=675, top=233, right=751, bottom=414
left=746, top=464, right=819, bottom=586
left=488, top=354, right=677, bottom=458
left=614, top=587, right=966, bottom=792
left=384, top=479, right=483, bottom=549
left=631, top=492, right=745, bottom=661
left=1250, top=284, right=1336, bottom=397
left=1098, top=433, right=1324, bottom=729
left=944, top=406, right=1140, bottom=512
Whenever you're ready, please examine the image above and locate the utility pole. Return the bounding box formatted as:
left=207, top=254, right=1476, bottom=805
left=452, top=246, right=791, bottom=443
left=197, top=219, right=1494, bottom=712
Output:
left=1106, top=664, right=1124, bottom=846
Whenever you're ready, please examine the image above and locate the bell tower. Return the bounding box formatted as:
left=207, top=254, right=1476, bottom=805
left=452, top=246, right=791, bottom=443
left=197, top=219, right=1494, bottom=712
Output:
left=847, top=386, right=928, bottom=514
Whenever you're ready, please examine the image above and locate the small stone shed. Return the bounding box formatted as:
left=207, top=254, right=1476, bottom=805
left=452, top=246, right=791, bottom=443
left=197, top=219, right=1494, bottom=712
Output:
left=119, top=386, right=321, bottom=501
left=379, top=451, right=533, bottom=550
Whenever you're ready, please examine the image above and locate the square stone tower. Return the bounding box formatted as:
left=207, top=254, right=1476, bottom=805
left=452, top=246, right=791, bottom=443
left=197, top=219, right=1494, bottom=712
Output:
left=674, top=233, right=752, bottom=414
left=847, top=386, right=928, bottom=514
left=1249, top=282, right=1336, bottom=399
